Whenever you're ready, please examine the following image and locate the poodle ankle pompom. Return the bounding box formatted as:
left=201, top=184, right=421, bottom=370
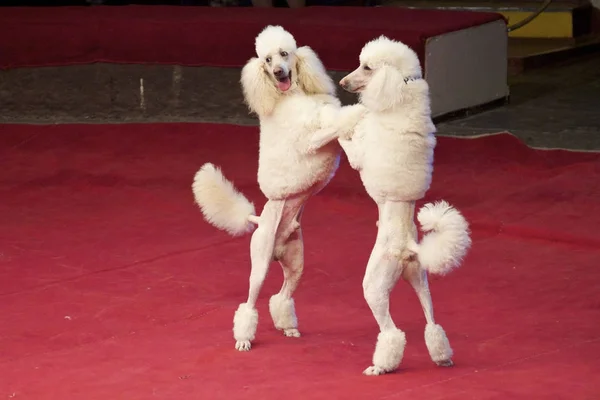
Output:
left=269, top=294, right=300, bottom=336
left=425, top=323, right=454, bottom=366
left=364, top=328, right=407, bottom=376
left=233, top=303, right=258, bottom=351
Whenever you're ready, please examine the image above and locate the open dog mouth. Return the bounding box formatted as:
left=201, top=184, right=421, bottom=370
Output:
left=276, top=71, right=292, bottom=92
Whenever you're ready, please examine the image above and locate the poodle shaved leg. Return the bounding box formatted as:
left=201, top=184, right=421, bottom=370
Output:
left=363, top=202, right=413, bottom=376
left=233, top=200, right=284, bottom=352
left=403, top=266, right=454, bottom=367
left=270, top=227, right=304, bottom=338
left=269, top=196, right=309, bottom=338
left=362, top=245, right=405, bottom=376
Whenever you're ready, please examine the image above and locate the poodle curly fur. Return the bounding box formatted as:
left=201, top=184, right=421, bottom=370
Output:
left=192, top=30, right=471, bottom=375
left=310, top=36, right=471, bottom=374
left=192, top=26, right=352, bottom=352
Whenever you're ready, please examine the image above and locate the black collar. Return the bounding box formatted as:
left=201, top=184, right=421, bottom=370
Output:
left=403, top=76, right=421, bottom=84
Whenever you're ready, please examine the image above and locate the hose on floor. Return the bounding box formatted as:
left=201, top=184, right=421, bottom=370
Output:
left=507, top=0, right=554, bottom=33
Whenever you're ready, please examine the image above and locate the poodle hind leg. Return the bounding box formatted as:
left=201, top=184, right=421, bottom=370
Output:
left=233, top=199, right=284, bottom=352
left=362, top=241, right=407, bottom=375
left=363, top=201, right=415, bottom=376
left=269, top=227, right=303, bottom=338
left=269, top=198, right=308, bottom=338
left=403, top=266, right=454, bottom=366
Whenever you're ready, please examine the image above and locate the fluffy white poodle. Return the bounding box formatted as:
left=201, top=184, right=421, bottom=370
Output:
left=311, top=36, right=472, bottom=375
left=192, top=26, right=361, bottom=352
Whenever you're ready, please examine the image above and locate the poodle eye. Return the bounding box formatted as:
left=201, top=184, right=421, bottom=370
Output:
left=363, top=65, right=371, bottom=71
left=265, top=56, right=272, bottom=64
left=280, top=51, right=288, bottom=57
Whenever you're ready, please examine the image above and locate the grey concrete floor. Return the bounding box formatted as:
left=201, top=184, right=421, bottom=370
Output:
left=1, top=53, right=599, bottom=150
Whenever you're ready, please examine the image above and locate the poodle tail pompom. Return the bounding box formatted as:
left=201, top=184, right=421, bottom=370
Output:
left=192, top=163, right=257, bottom=237
left=414, top=200, right=471, bottom=275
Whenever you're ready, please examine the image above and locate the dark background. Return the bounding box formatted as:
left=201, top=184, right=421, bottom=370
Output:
left=0, top=0, right=372, bottom=6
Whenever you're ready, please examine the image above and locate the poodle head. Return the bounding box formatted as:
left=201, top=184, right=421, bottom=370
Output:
left=254, top=25, right=298, bottom=93
left=340, top=36, right=425, bottom=112
left=241, top=25, right=336, bottom=116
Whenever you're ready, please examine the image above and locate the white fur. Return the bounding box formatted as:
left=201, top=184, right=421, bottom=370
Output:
left=255, top=25, right=297, bottom=60
left=256, top=94, right=342, bottom=199
left=309, top=36, right=470, bottom=373
left=348, top=44, right=436, bottom=203
left=241, top=26, right=342, bottom=200
left=233, top=303, right=258, bottom=351
left=415, top=201, right=472, bottom=275
left=194, top=26, right=345, bottom=352
left=424, top=323, right=454, bottom=365
left=364, top=328, right=407, bottom=375
left=294, top=46, right=337, bottom=96
left=269, top=294, right=300, bottom=337
left=192, top=163, right=256, bottom=236
left=241, top=57, right=280, bottom=117
left=358, top=36, right=423, bottom=113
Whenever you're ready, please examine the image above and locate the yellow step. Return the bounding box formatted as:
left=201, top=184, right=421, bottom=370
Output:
left=502, top=9, right=573, bottom=38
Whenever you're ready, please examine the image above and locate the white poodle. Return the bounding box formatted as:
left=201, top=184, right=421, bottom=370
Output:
left=192, top=26, right=361, bottom=352
left=310, top=36, right=472, bottom=375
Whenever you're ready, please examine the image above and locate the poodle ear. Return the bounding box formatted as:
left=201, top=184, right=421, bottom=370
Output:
left=240, top=57, right=279, bottom=117
left=362, top=65, right=405, bottom=112
left=295, top=46, right=336, bottom=96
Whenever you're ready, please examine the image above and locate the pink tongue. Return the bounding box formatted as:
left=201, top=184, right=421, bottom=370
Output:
left=277, top=78, right=291, bottom=92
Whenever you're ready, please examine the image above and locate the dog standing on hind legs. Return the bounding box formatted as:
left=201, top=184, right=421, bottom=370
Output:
left=310, top=36, right=472, bottom=375
left=192, top=26, right=360, bottom=352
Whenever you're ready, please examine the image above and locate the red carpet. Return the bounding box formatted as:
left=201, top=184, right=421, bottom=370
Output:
left=1, top=123, right=599, bottom=399
left=0, top=6, right=504, bottom=70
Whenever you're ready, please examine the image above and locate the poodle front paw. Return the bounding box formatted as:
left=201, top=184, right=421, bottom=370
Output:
left=363, top=365, right=388, bottom=376
left=235, top=340, right=252, bottom=351
left=283, top=328, right=301, bottom=337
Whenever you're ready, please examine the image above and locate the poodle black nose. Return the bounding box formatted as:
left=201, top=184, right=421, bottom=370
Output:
left=273, top=67, right=285, bottom=78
